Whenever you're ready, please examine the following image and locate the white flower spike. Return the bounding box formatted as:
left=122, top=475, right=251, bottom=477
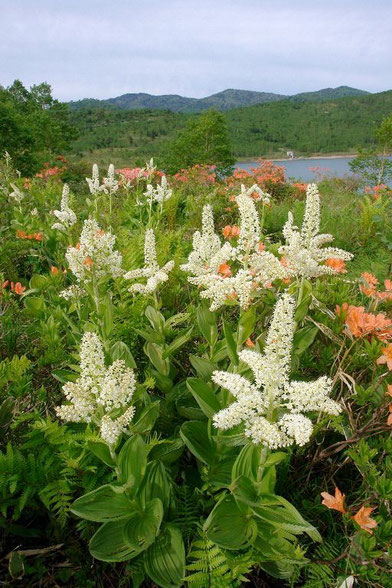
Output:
left=212, top=293, right=341, bottom=448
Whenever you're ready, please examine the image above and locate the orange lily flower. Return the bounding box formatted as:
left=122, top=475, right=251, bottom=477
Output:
left=352, top=506, right=378, bottom=534
left=360, top=272, right=379, bottom=297
left=326, top=258, right=347, bottom=273
left=245, top=338, right=255, bottom=348
left=321, top=487, right=346, bottom=514
left=377, top=344, right=392, bottom=370
left=218, top=263, right=231, bottom=278
left=51, top=266, right=59, bottom=275
left=258, top=241, right=265, bottom=251
left=83, top=257, right=93, bottom=268
left=11, top=282, right=25, bottom=295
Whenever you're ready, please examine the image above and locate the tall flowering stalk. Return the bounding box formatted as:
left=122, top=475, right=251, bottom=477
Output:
left=51, top=184, right=77, bottom=232
left=181, top=192, right=286, bottom=311
left=138, top=174, right=172, bottom=225
left=212, top=293, right=341, bottom=448
left=101, top=164, right=119, bottom=218
left=86, top=164, right=100, bottom=196
left=124, top=229, right=174, bottom=301
left=56, top=332, right=136, bottom=446
left=279, top=184, right=353, bottom=280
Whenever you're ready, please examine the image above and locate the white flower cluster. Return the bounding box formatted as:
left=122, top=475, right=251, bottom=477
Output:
left=59, top=284, right=86, bottom=301
left=9, top=183, right=24, bottom=203
left=279, top=183, right=353, bottom=278
left=65, top=218, right=123, bottom=282
left=212, top=293, right=341, bottom=448
left=124, top=229, right=174, bottom=295
left=101, top=163, right=119, bottom=194
left=86, top=164, right=101, bottom=196
left=181, top=193, right=286, bottom=311
left=139, top=175, right=172, bottom=206
left=51, top=184, right=77, bottom=231
left=86, top=163, right=118, bottom=196
left=56, top=332, right=136, bottom=445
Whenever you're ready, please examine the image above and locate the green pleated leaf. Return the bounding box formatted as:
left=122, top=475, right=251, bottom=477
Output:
left=204, top=495, right=258, bottom=550
left=90, top=519, right=142, bottom=562
left=180, top=421, right=216, bottom=466
left=118, top=435, right=147, bottom=489
left=144, top=524, right=185, bottom=588
left=123, top=498, right=163, bottom=552
left=186, top=377, right=220, bottom=418
left=71, top=485, right=133, bottom=522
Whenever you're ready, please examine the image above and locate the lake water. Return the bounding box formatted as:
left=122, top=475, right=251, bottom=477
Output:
left=236, top=157, right=356, bottom=182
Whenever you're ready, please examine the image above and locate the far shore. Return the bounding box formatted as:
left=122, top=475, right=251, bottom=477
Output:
left=236, top=153, right=357, bottom=163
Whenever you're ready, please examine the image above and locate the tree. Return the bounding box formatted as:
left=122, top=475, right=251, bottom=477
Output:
left=165, top=110, right=235, bottom=175
left=0, top=80, right=77, bottom=175
left=349, top=114, right=392, bottom=185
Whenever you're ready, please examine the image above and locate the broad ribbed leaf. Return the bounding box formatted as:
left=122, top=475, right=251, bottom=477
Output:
left=204, top=495, right=258, bottom=550
left=144, top=525, right=185, bottom=588
left=123, top=498, right=163, bottom=552
left=180, top=421, right=216, bottom=466
left=186, top=378, right=220, bottom=418
left=89, top=519, right=141, bottom=562
left=71, top=485, right=133, bottom=522
left=118, top=435, right=147, bottom=489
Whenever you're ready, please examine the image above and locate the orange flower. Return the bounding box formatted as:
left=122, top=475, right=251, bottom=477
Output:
left=218, top=262, right=231, bottom=278
left=11, top=282, right=25, bottom=295
left=336, top=304, right=392, bottom=341
left=280, top=256, right=288, bottom=267
left=321, top=487, right=346, bottom=514
left=245, top=338, right=255, bottom=347
left=16, top=230, right=27, bottom=239
left=1, top=280, right=9, bottom=289
left=51, top=266, right=59, bottom=275
left=377, top=344, right=392, bottom=370
left=222, top=225, right=240, bottom=240
left=34, top=232, right=43, bottom=241
left=258, top=241, right=265, bottom=251
left=360, top=272, right=379, bottom=297
left=376, top=279, right=392, bottom=301
left=96, top=229, right=105, bottom=236
left=75, top=242, right=81, bottom=250
left=83, top=257, right=93, bottom=268
left=352, top=506, right=378, bottom=534
left=326, top=258, right=347, bottom=273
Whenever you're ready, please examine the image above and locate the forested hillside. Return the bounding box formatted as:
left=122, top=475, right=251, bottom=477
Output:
left=68, top=86, right=368, bottom=113
left=68, top=90, right=392, bottom=164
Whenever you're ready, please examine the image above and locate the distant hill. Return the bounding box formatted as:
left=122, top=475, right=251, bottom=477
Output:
left=68, top=86, right=369, bottom=113
left=68, top=89, right=392, bottom=165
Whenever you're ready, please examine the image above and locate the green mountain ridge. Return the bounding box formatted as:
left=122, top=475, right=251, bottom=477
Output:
left=68, top=89, right=392, bottom=165
left=68, top=86, right=369, bottom=113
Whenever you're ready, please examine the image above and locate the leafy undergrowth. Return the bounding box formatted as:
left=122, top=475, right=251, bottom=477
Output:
left=0, top=157, right=391, bottom=587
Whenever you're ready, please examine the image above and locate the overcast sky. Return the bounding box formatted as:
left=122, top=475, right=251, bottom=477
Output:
left=1, top=0, right=391, bottom=101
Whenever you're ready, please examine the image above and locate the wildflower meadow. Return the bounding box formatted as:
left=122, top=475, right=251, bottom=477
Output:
left=0, top=155, right=391, bottom=587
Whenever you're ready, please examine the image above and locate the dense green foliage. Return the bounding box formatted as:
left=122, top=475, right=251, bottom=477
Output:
left=0, top=80, right=77, bottom=175
left=68, top=86, right=368, bottom=113
left=68, top=90, right=392, bottom=165
left=165, top=110, right=235, bottom=175
left=0, top=152, right=391, bottom=586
